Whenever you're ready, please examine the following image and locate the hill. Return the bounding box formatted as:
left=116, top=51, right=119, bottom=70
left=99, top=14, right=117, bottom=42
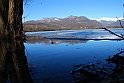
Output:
left=23, top=16, right=103, bottom=32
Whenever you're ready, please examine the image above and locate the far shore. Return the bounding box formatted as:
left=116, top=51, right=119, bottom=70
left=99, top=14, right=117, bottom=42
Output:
left=23, top=24, right=123, bottom=32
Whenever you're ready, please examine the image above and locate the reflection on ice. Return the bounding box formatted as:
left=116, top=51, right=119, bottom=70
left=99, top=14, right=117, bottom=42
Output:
left=25, top=28, right=124, bottom=44
left=25, top=36, right=89, bottom=45
left=25, top=28, right=124, bottom=40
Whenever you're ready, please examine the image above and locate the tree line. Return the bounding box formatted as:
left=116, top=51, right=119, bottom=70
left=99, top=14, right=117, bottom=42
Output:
left=23, top=24, right=104, bottom=32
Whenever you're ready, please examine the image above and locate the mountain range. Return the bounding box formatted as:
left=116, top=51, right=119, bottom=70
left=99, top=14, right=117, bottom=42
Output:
left=24, top=16, right=124, bottom=31
left=25, top=15, right=103, bottom=28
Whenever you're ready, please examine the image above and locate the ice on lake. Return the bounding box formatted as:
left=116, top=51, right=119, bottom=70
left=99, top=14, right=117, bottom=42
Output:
left=25, top=28, right=124, bottom=40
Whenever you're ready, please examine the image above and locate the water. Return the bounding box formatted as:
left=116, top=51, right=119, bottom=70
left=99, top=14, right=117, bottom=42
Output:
left=24, top=28, right=124, bottom=83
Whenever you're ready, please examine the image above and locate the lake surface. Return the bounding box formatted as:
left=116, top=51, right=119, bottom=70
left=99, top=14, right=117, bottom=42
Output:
left=24, top=28, right=124, bottom=83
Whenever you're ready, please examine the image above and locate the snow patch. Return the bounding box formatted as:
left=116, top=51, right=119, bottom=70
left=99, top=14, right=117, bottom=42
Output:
left=91, top=17, right=123, bottom=21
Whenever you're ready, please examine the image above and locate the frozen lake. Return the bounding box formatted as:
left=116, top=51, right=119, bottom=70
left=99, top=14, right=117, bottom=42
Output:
left=24, top=28, right=124, bottom=83
left=25, top=28, right=124, bottom=40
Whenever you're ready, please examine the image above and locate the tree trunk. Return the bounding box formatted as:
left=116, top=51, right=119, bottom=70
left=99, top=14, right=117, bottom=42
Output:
left=0, top=0, right=23, bottom=39
left=0, top=0, right=9, bottom=36
left=8, top=0, right=23, bottom=39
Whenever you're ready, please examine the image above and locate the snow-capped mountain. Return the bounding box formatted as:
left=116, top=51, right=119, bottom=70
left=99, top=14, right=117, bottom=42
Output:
left=99, top=20, right=116, bottom=26
left=25, top=15, right=103, bottom=27
left=96, top=17, right=124, bottom=26
left=40, top=17, right=61, bottom=23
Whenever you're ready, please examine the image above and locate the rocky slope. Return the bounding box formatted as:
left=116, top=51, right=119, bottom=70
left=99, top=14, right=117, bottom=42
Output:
left=25, top=15, right=103, bottom=28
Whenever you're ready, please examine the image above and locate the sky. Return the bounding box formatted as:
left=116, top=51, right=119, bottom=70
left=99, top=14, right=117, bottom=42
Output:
left=23, top=0, right=124, bottom=21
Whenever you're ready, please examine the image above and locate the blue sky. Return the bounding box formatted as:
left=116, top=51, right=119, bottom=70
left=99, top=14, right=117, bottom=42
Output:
left=23, top=0, right=124, bottom=21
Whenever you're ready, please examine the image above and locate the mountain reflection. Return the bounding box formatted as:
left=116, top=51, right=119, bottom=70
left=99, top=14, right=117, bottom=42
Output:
left=0, top=40, right=33, bottom=83
left=26, top=36, right=88, bottom=45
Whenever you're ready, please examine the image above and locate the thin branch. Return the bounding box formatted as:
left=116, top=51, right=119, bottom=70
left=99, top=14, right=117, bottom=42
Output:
left=102, top=27, right=124, bottom=39
left=23, top=0, right=30, bottom=6
left=116, top=17, right=124, bottom=29
left=23, top=13, right=30, bottom=22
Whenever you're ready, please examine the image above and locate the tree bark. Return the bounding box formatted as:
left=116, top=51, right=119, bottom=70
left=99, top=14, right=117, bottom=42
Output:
left=8, top=0, right=23, bottom=39
left=0, top=0, right=23, bottom=39
left=0, top=0, right=9, bottom=36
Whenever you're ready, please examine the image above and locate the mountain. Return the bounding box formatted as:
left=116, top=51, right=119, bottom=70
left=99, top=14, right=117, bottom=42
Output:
left=109, top=19, right=124, bottom=26
left=25, top=15, right=103, bottom=27
left=99, top=20, right=116, bottom=26
left=23, top=16, right=104, bottom=31
left=98, top=19, right=124, bottom=26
